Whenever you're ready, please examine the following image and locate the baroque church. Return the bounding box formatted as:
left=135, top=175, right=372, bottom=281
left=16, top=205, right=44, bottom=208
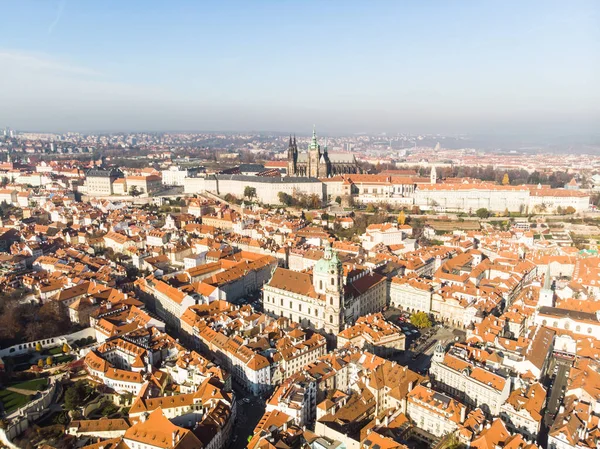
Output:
left=287, top=128, right=361, bottom=178
left=262, top=241, right=387, bottom=335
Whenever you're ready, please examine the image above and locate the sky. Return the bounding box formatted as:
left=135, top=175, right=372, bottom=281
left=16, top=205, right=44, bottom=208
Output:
left=0, top=0, right=599, bottom=136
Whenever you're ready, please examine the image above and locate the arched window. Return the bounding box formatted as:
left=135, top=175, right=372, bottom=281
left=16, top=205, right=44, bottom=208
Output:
left=576, top=325, right=581, bottom=332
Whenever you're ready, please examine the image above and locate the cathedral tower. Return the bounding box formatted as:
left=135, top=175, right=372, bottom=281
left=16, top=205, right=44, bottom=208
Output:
left=287, top=135, right=297, bottom=176
left=308, top=126, right=321, bottom=178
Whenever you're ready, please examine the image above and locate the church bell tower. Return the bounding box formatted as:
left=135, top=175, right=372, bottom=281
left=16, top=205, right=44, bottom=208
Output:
left=313, top=241, right=344, bottom=334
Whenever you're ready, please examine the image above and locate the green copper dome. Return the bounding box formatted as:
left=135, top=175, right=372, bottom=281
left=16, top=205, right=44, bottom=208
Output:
left=314, top=241, right=342, bottom=275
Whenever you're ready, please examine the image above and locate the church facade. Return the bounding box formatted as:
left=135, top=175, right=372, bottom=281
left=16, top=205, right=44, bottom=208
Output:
left=262, top=242, right=387, bottom=335
left=287, top=128, right=361, bottom=178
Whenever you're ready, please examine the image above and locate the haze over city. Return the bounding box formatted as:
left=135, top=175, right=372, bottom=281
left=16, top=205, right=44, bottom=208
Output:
left=3, top=2, right=600, bottom=449
left=1, top=0, right=599, bottom=137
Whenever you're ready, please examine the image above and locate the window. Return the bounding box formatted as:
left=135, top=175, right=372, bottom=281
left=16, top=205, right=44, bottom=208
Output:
left=331, top=278, right=335, bottom=286
left=319, top=280, right=323, bottom=290
left=329, top=315, right=333, bottom=323
left=330, top=297, right=333, bottom=305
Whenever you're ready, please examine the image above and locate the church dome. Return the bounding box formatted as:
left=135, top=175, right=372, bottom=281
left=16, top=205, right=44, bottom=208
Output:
left=314, top=241, right=342, bottom=275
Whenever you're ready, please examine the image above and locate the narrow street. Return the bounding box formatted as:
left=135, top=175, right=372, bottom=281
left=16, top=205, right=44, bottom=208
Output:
left=544, top=362, right=570, bottom=428
left=230, top=396, right=265, bottom=449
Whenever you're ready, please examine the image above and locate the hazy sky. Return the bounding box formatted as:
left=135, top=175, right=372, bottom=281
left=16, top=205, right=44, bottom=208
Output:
left=1, top=0, right=599, bottom=135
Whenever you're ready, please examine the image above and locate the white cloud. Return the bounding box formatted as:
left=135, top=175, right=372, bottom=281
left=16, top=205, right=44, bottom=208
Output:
left=0, top=50, right=102, bottom=77
left=48, top=0, right=67, bottom=35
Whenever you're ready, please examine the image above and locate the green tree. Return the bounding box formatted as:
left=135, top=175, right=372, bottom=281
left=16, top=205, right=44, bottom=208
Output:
left=129, top=185, right=140, bottom=197
left=37, top=359, right=44, bottom=368
left=64, top=380, right=92, bottom=410
left=335, top=196, right=342, bottom=205
left=35, top=342, right=42, bottom=352
left=476, top=208, right=490, bottom=219
left=410, top=312, right=432, bottom=329
left=46, top=356, right=53, bottom=366
left=366, top=203, right=376, bottom=213
left=244, top=186, right=256, bottom=199
left=277, top=191, right=293, bottom=207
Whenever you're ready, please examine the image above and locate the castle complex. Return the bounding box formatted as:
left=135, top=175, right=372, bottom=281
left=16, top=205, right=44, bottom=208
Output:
left=287, top=128, right=361, bottom=177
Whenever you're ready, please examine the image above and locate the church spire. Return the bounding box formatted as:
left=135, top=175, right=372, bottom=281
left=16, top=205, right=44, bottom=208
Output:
left=311, top=125, right=318, bottom=149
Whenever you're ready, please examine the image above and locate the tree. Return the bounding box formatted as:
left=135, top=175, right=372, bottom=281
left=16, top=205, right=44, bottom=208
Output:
left=366, top=203, right=376, bottom=213
left=410, top=312, right=432, bottom=329
left=565, top=206, right=576, bottom=214
left=398, top=210, right=406, bottom=225
left=335, top=196, right=342, bottom=205
left=308, top=194, right=322, bottom=209
left=46, top=356, right=53, bottom=366
left=129, top=186, right=140, bottom=197
left=37, top=359, right=43, bottom=368
left=278, top=191, right=293, bottom=207
left=62, top=343, right=69, bottom=353
left=244, top=186, right=256, bottom=199
left=64, top=380, right=92, bottom=410
left=35, top=342, right=42, bottom=352
left=476, top=208, right=490, bottom=219
left=502, top=173, right=510, bottom=185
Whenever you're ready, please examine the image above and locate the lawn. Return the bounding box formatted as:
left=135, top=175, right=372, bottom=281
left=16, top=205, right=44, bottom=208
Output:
left=54, top=354, right=74, bottom=365
left=0, top=389, right=31, bottom=414
left=49, top=346, right=66, bottom=355
left=10, top=378, right=48, bottom=391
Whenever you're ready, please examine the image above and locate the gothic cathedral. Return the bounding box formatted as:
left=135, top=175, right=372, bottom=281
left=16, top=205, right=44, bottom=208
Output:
left=287, top=128, right=361, bottom=178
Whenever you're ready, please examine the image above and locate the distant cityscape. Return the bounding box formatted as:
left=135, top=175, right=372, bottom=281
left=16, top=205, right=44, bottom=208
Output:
left=0, top=123, right=598, bottom=449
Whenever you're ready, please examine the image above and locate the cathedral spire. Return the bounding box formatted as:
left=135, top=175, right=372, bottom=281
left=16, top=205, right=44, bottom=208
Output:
left=311, top=125, right=318, bottom=148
